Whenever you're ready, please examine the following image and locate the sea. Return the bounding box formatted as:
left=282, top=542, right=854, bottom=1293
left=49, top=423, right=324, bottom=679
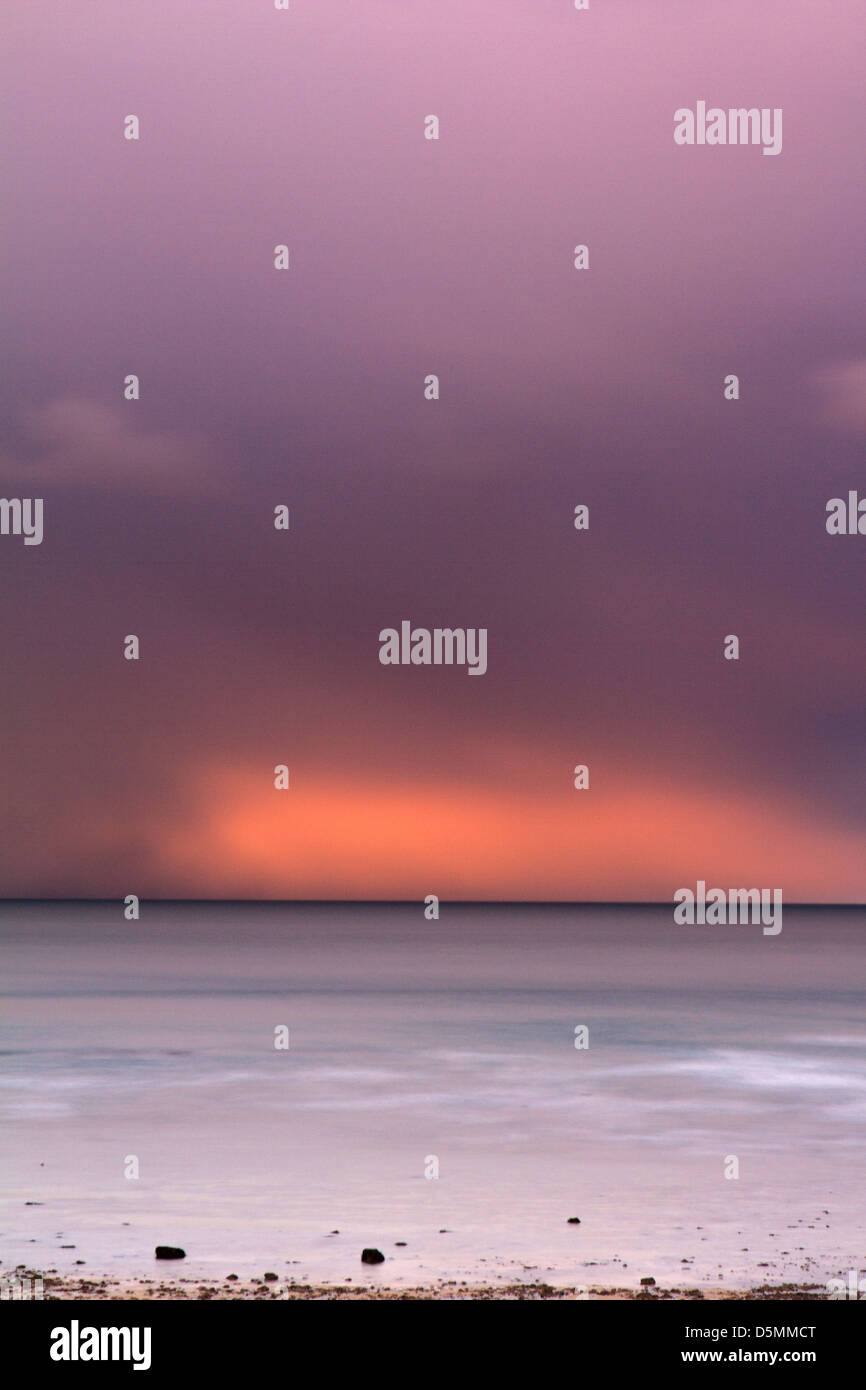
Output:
left=2, top=902, right=864, bottom=1292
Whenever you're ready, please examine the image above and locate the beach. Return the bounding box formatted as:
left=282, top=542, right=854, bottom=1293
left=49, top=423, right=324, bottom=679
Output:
left=3, top=902, right=865, bottom=1300
left=13, top=1271, right=830, bottom=1301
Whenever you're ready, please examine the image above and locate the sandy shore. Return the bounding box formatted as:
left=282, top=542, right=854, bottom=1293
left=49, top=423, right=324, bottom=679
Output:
left=31, top=1274, right=828, bottom=1301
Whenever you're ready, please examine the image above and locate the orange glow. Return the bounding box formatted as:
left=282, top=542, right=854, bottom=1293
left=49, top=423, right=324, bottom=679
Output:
left=127, top=763, right=866, bottom=902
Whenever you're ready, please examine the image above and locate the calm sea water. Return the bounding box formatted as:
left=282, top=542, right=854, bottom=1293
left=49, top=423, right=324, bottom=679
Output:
left=2, top=903, right=865, bottom=1290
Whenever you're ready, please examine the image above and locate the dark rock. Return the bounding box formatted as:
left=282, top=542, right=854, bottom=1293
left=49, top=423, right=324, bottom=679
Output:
left=361, top=1248, right=385, bottom=1264
left=640, top=1276, right=656, bottom=1286
left=567, top=1217, right=581, bottom=1224
left=155, top=1245, right=186, bottom=1260
left=226, top=1274, right=238, bottom=1280
left=395, top=1241, right=407, bottom=1246
left=263, top=1272, right=278, bottom=1281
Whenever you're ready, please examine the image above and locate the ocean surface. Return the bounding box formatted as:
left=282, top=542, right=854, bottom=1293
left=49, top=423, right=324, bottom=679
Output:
left=2, top=902, right=865, bottom=1292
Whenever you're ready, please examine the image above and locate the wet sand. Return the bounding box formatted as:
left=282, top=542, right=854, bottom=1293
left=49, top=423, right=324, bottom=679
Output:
left=32, top=1273, right=828, bottom=1301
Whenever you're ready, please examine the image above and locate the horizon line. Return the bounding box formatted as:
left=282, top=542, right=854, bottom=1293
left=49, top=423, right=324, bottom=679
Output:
left=1, top=898, right=864, bottom=909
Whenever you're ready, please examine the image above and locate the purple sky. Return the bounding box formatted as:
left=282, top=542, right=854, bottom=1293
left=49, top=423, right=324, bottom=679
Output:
left=1, top=0, right=864, bottom=899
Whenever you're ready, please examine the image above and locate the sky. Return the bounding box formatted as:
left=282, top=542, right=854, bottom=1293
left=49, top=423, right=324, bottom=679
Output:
left=1, top=0, right=864, bottom=900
